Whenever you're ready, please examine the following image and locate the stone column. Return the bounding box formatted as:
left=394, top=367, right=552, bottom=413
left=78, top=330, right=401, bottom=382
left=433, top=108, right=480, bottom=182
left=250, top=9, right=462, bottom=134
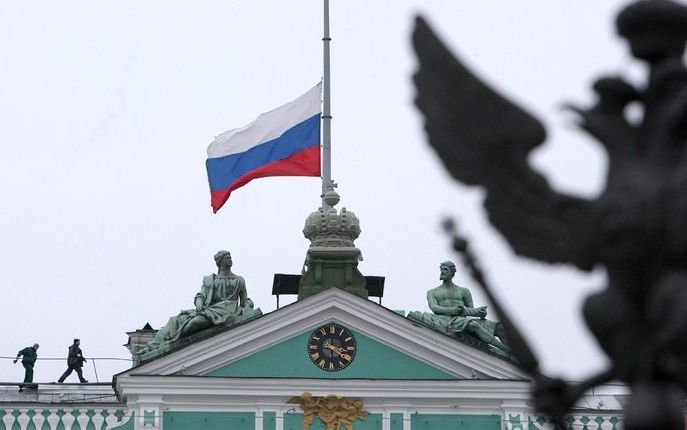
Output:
left=132, top=395, right=163, bottom=430
left=500, top=400, right=530, bottom=430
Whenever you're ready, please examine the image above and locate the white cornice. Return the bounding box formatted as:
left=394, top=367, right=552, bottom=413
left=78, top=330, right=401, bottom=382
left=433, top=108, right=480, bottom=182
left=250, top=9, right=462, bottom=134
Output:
left=118, top=288, right=527, bottom=388
left=116, top=375, right=532, bottom=407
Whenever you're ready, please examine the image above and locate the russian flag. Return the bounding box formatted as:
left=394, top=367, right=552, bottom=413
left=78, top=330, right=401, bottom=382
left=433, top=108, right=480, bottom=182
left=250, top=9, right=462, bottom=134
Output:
left=206, top=82, right=322, bottom=213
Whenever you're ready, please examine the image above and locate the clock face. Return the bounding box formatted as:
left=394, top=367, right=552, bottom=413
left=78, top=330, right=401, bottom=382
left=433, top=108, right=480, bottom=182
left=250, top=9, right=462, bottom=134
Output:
left=307, top=323, right=357, bottom=372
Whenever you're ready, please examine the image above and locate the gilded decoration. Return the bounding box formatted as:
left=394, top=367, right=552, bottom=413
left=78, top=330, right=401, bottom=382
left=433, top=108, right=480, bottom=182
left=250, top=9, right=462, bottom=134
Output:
left=289, top=392, right=368, bottom=430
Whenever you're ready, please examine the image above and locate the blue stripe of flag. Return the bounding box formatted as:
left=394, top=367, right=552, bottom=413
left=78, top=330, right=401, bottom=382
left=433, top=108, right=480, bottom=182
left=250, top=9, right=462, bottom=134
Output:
left=206, top=114, right=320, bottom=191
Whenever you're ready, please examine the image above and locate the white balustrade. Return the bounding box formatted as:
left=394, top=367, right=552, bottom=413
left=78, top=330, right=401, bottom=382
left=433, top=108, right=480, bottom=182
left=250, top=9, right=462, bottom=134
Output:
left=47, top=409, right=60, bottom=430
left=32, top=411, right=45, bottom=430
left=2, top=412, right=15, bottom=430
left=62, top=410, right=76, bottom=429
left=105, top=409, right=121, bottom=429
left=92, top=409, right=106, bottom=430
left=16, top=409, right=30, bottom=430
left=77, top=409, right=90, bottom=430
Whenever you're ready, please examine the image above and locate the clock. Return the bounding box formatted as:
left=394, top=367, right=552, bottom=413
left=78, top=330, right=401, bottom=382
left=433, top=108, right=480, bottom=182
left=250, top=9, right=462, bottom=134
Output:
left=307, top=323, right=357, bottom=371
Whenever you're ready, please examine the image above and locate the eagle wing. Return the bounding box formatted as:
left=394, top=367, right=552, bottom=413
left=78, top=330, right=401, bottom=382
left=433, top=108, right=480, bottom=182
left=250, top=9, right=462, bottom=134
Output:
left=413, top=16, right=598, bottom=270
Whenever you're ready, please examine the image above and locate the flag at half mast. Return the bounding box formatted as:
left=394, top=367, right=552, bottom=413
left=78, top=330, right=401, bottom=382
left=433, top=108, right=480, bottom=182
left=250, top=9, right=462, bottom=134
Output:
left=206, top=82, right=322, bottom=213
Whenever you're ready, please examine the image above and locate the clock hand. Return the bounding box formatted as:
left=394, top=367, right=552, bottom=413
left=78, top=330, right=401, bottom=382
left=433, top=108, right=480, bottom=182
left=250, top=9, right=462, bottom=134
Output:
left=323, top=343, right=345, bottom=356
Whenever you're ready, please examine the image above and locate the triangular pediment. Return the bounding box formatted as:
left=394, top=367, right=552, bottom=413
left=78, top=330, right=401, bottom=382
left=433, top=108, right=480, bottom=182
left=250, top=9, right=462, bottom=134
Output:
left=118, top=288, right=527, bottom=381
left=205, top=325, right=456, bottom=379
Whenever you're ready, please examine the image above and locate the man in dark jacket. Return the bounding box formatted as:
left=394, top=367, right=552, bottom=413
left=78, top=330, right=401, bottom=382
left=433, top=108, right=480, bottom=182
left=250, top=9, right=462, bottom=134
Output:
left=13, top=343, right=39, bottom=389
left=57, top=339, right=88, bottom=383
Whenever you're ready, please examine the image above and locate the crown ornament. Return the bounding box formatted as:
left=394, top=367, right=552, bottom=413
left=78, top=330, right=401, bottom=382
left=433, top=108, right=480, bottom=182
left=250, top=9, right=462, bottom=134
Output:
left=303, top=190, right=361, bottom=248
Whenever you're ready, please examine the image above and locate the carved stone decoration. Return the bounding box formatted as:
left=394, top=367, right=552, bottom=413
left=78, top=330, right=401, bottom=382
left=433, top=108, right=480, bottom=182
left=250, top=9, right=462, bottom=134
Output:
left=289, top=392, right=369, bottom=430
left=412, top=1, right=687, bottom=429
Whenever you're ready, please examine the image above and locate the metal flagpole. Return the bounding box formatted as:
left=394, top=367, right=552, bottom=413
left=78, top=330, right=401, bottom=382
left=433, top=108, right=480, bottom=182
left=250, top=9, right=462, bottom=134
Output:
left=321, top=0, right=333, bottom=206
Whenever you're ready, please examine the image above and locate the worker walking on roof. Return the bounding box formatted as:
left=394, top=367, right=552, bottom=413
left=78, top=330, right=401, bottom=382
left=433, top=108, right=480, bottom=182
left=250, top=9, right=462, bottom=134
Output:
left=13, top=343, right=39, bottom=390
left=57, top=339, right=88, bottom=383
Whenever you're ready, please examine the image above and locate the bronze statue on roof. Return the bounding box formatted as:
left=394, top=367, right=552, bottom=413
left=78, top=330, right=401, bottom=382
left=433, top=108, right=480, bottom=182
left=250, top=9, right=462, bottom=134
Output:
left=408, top=261, right=510, bottom=355
left=138, top=251, right=261, bottom=360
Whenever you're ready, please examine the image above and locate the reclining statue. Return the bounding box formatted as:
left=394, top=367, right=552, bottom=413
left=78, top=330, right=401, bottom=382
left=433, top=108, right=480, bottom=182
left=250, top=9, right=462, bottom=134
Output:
left=408, top=261, right=510, bottom=354
left=138, top=250, right=261, bottom=356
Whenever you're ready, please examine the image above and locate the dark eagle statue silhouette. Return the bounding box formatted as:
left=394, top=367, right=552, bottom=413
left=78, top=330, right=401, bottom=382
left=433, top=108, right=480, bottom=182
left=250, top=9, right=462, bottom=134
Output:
left=413, top=1, right=687, bottom=429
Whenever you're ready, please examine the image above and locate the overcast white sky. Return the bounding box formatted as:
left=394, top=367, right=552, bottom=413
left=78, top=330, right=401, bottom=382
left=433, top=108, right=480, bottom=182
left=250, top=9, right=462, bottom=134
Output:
left=0, top=0, right=661, bottom=383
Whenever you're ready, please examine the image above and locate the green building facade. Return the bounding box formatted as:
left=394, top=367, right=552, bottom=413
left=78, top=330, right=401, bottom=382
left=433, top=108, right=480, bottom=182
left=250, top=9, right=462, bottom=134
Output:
left=0, top=288, right=627, bottom=430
